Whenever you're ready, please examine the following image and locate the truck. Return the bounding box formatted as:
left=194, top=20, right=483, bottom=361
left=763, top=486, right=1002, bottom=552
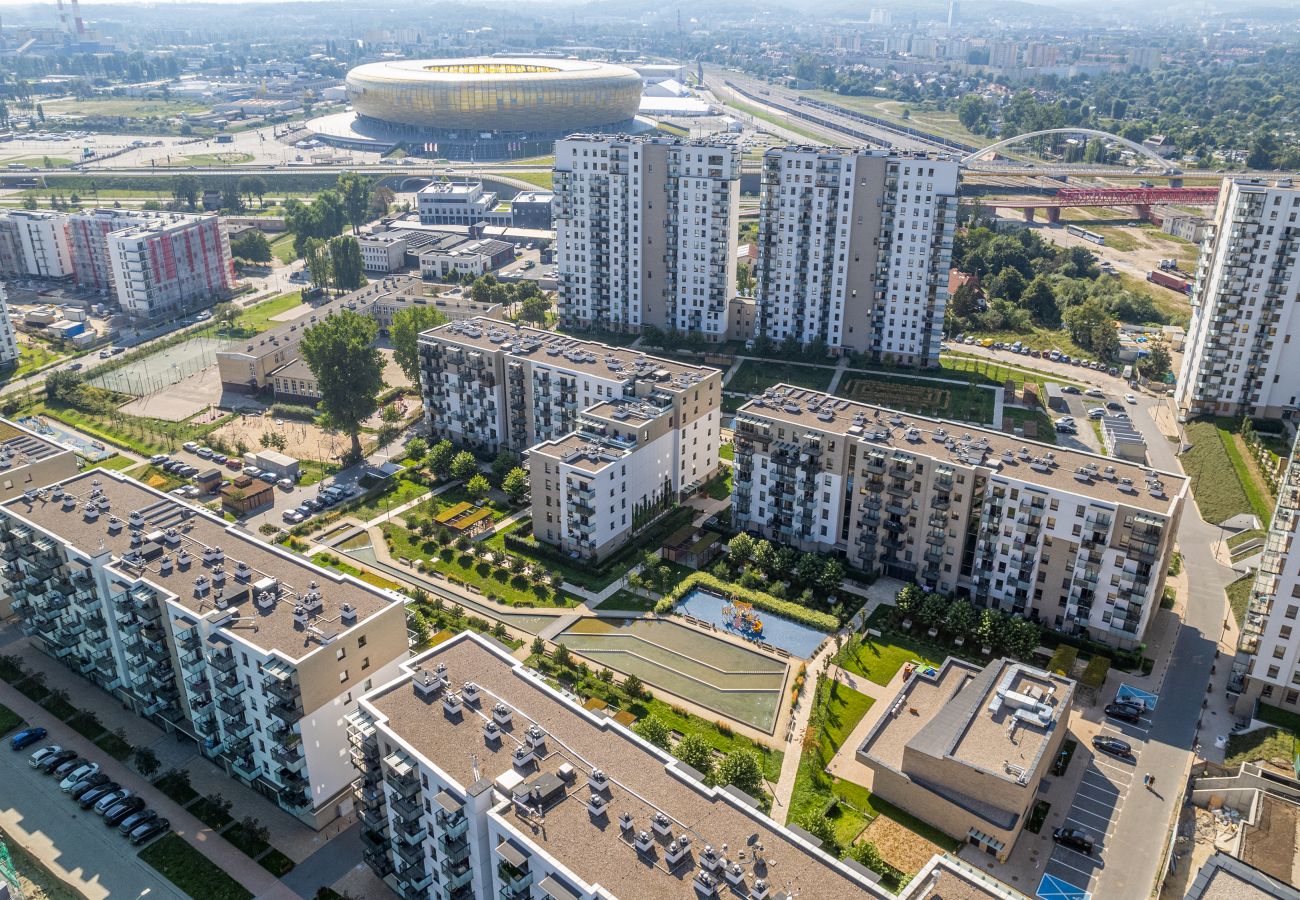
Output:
left=1147, top=269, right=1192, bottom=294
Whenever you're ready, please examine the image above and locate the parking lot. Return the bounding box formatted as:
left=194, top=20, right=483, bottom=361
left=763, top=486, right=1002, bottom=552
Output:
left=1040, top=688, right=1157, bottom=900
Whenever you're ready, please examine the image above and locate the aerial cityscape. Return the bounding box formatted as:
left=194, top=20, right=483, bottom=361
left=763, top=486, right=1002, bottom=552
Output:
left=0, top=0, right=1296, bottom=899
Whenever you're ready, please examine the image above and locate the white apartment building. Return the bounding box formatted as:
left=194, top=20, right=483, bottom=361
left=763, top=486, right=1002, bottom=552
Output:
left=754, top=147, right=959, bottom=364
left=421, top=318, right=720, bottom=559
left=0, top=210, right=74, bottom=279
left=0, top=286, right=18, bottom=368
left=417, top=181, right=509, bottom=227
left=346, top=632, right=889, bottom=900
left=733, top=386, right=1187, bottom=647
left=554, top=134, right=740, bottom=341
left=1177, top=178, right=1300, bottom=421
left=360, top=233, right=409, bottom=273
left=1231, top=431, right=1300, bottom=714
left=0, top=470, right=410, bottom=828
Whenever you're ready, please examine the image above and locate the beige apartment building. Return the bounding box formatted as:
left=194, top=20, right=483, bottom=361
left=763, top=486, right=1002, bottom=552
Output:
left=0, top=470, right=410, bottom=828
left=733, top=386, right=1186, bottom=648
left=857, top=658, right=1074, bottom=861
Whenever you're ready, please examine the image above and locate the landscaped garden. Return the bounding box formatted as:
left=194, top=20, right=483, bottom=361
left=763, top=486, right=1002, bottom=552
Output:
left=1182, top=419, right=1276, bottom=527
left=727, top=359, right=836, bottom=394
left=138, top=833, right=253, bottom=900
left=1226, top=703, right=1300, bottom=770
left=837, top=370, right=996, bottom=424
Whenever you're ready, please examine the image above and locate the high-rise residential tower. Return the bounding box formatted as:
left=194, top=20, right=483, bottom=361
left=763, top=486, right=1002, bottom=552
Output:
left=1177, top=177, right=1300, bottom=421
left=753, top=147, right=959, bottom=365
left=554, top=134, right=740, bottom=342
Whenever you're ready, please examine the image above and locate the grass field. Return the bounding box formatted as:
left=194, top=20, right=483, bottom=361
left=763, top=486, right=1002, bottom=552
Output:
left=1226, top=574, right=1254, bottom=628
left=724, top=97, right=832, bottom=143
left=4, top=155, right=74, bottom=168
left=838, top=370, right=995, bottom=425
left=163, top=151, right=255, bottom=167
left=728, top=359, right=835, bottom=394
left=797, top=90, right=989, bottom=148
left=835, top=632, right=942, bottom=687
left=43, top=98, right=210, bottom=118
left=10, top=339, right=66, bottom=379
left=507, top=171, right=553, bottom=190
left=228, top=291, right=303, bottom=334
left=138, top=833, right=252, bottom=900
left=1182, top=420, right=1275, bottom=526
left=270, top=233, right=297, bottom=264
left=1225, top=704, right=1300, bottom=769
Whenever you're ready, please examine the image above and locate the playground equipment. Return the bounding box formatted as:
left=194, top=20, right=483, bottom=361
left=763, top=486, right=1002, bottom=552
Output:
left=722, top=599, right=764, bottom=640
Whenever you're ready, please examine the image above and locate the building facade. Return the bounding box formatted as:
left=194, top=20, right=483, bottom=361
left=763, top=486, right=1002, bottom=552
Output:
left=732, top=386, right=1186, bottom=647
left=360, top=233, right=410, bottom=273
left=1230, top=431, right=1300, bottom=714
left=0, top=210, right=74, bottom=279
left=66, top=209, right=236, bottom=318
left=0, top=286, right=18, bottom=368
left=754, top=147, right=959, bottom=364
left=346, top=631, right=888, bottom=900
left=0, top=470, right=410, bottom=827
left=554, top=135, right=740, bottom=341
left=1176, top=178, right=1300, bottom=420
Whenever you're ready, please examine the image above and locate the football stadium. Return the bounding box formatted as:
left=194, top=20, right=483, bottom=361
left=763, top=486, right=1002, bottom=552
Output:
left=311, top=57, right=645, bottom=159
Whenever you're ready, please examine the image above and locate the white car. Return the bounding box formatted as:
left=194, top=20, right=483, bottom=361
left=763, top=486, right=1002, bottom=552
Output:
left=182, top=441, right=198, bottom=452
left=94, top=789, right=131, bottom=814
left=1088, top=407, right=1106, bottom=418
left=1055, top=416, right=1076, bottom=426
left=278, top=478, right=294, bottom=490
left=28, top=744, right=62, bottom=768
left=60, top=762, right=99, bottom=791
left=196, top=447, right=213, bottom=459
left=149, top=454, right=168, bottom=465
left=1124, top=393, right=1137, bottom=404
left=1084, top=388, right=1105, bottom=398
left=282, top=510, right=303, bottom=524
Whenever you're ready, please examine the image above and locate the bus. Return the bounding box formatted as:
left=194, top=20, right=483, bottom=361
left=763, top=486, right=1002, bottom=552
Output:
left=1066, top=224, right=1106, bottom=245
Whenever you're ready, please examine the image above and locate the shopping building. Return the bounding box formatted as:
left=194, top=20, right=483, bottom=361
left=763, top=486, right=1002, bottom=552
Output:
left=345, top=631, right=888, bottom=900
left=1176, top=177, right=1300, bottom=420
left=754, top=148, right=960, bottom=365
left=66, top=209, right=236, bottom=319
left=554, top=135, right=740, bottom=341
left=856, top=658, right=1073, bottom=861
left=421, top=318, right=720, bottom=560
left=0, top=470, right=410, bottom=828
left=732, top=386, right=1186, bottom=647
left=0, top=209, right=74, bottom=279
left=1230, top=430, right=1300, bottom=714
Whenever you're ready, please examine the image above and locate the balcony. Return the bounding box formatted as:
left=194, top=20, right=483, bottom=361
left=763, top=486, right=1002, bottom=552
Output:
left=436, top=810, right=469, bottom=840
left=269, top=698, right=304, bottom=725
left=231, top=755, right=260, bottom=781
left=208, top=652, right=237, bottom=674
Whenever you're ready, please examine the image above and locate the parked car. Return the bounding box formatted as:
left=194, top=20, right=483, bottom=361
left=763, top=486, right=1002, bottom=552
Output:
left=70, top=773, right=110, bottom=799
left=103, top=797, right=146, bottom=826
left=1052, top=827, right=1095, bottom=855
left=78, top=783, right=120, bottom=808
left=118, top=809, right=158, bottom=835
left=213, top=454, right=228, bottom=465
left=1084, top=388, right=1105, bottom=398
left=1061, top=385, right=1081, bottom=395
left=52, top=756, right=85, bottom=778
left=1088, top=407, right=1106, bottom=418
left=226, top=458, right=242, bottom=470
left=278, top=478, right=294, bottom=490
left=242, top=466, right=262, bottom=479
left=10, top=727, right=47, bottom=751
left=1104, top=702, right=1144, bottom=723
left=196, top=447, right=213, bottom=459
left=148, top=454, right=168, bottom=465
left=1055, top=423, right=1078, bottom=434
left=282, top=510, right=303, bottom=524
left=38, top=749, right=77, bottom=773
left=60, top=762, right=100, bottom=791
left=94, top=789, right=131, bottom=813
left=182, top=441, right=198, bottom=452
left=28, top=744, right=62, bottom=767
left=129, top=818, right=170, bottom=846
left=1105, top=401, right=1125, bottom=412
left=1092, top=735, right=1133, bottom=758
left=1124, top=393, right=1137, bottom=404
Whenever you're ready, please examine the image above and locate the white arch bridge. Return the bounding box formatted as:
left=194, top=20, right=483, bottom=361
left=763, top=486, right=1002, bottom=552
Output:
left=962, top=128, right=1177, bottom=173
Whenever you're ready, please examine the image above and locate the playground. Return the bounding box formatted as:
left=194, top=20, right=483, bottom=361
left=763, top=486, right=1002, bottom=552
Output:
left=17, top=416, right=114, bottom=461
left=675, top=587, right=828, bottom=658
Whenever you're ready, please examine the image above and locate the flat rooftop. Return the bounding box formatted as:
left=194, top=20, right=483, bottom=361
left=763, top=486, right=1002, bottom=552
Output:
left=1188, top=852, right=1300, bottom=900
left=737, top=385, right=1186, bottom=514
left=367, top=634, right=879, bottom=900
left=0, top=419, right=70, bottom=467
left=2, top=470, right=397, bottom=661
left=425, top=317, right=718, bottom=391
left=528, top=431, right=629, bottom=473
left=947, top=663, right=1071, bottom=781
left=583, top=397, right=672, bottom=427
left=860, top=659, right=979, bottom=774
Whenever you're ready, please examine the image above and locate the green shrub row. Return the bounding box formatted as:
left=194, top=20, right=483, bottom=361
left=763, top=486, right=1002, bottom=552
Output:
left=268, top=402, right=318, bottom=422
left=661, top=572, right=838, bottom=632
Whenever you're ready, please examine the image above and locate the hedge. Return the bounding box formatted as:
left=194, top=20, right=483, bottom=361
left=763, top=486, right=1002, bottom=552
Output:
left=1047, top=645, right=1078, bottom=677
left=1039, top=628, right=1144, bottom=672
left=269, top=402, right=318, bottom=422
left=663, top=571, right=837, bottom=632
left=1080, top=655, right=1112, bottom=691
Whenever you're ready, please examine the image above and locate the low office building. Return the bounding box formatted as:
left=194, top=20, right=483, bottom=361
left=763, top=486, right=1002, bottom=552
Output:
left=856, top=658, right=1074, bottom=861
left=418, top=181, right=509, bottom=227
left=419, top=238, right=514, bottom=280
left=346, top=631, right=886, bottom=900
left=732, top=386, right=1187, bottom=648
left=0, top=470, right=410, bottom=827
left=360, top=233, right=410, bottom=273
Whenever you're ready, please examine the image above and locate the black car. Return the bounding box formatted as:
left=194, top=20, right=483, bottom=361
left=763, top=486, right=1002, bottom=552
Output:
left=1104, top=702, right=1144, bottom=723
left=79, top=784, right=121, bottom=809
left=1105, top=401, right=1125, bottom=411
left=38, top=749, right=77, bottom=773
left=69, top=773, right=110, bottom=799
left=128, top=818, right=170, bottom=846
left=103, top=797, right=146, bottom=826
left=1053, top=827, right=1094, bottom=855
left=118, top=809, right=157, bottom=835
left=1092, top=735, right=1133, bottom=758
left=1061, top=385, right=1082, bottom=394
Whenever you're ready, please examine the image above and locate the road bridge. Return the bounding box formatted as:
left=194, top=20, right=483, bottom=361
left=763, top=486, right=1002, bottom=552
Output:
left=979, top=186, right=1221, bottom=222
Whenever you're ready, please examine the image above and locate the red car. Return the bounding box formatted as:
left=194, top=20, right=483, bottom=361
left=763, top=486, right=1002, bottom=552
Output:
left=225, top=458, right=242, bottom=470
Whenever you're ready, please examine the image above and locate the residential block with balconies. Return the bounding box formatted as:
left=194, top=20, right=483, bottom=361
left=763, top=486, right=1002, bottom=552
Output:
left=0, top=469, right=410, bottom=828
left=732, top=386, right=1186, bottom=648
left=754, top=148, right=959, bottom=365
left=1176, top=177, right=1300, bottom=420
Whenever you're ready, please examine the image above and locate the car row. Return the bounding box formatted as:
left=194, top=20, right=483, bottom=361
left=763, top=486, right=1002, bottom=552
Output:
left=17, top=738, right=169, bottom=845
left=282, top=482, right=359, bottom=524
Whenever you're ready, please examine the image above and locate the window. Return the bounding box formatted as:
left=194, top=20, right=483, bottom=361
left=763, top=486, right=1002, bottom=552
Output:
left=339, top=669, right=348, bottom=683
left=358, top=635, right=367, bottom=649
left=336, top=647, right=346, bottom=661
left=361, top=657, right=370, bottom=671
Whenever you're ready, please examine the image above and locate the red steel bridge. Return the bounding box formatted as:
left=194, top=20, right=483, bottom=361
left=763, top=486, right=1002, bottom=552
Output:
left=981, top=186, right=1221, bottom=222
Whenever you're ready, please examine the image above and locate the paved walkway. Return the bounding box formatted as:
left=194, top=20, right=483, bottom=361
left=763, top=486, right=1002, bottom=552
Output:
left=826, top=356, right=851, bottom=394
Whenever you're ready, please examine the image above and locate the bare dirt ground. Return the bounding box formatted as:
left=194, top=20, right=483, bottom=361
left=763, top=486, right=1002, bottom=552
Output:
left=210, top=412, right=355, bottom=463
left=862, top=814, right=944, bottom=874
left=1242, top=793, right=1299, bottom=885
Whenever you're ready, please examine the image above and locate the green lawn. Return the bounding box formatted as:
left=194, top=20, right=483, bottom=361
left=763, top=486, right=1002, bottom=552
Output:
left=163, top=152, right=255, bottom=167
left=837, top=370, right=995, bottom=425
left=719, top=442, right=734, bottom=462
left=835, top=631, right=942, bottom=686
left=10, top=340, right=66, bottom=379
left=724, top=97, right=832, bottom=143
left=4, top=155, right=74, bottom=168
left=344, top=475, right=431, bottom=522
left=797, top=91, right=989, bottom=148
left=312, top=552, right=404, bottom=592
left=1225, top=704, right=1300, bottom=769
left=0, top=702, right=22, bottom=735
left=225, top=291, right=303, bottom=336
left=1182, top=420, right=1274, bottom=526
left=640, top=697, right=784, bottom=784
left=1226, top=574, right=1255, bottom=628
left=1003, top=406, right=1057, bottom=443
left=508, top=171, right=553, bottom=190
left=728, top=359, right=835, bottom=394
left=43, top=98, right=209, bottom=118
left=705, top=468, right=732, bottom=500
left=91, top=454, right=139, bottom=472
left=138, top=833, right=252, bottom=900
left=270, top=233, right=297, bottom=264
left=595, top=590, right=659, bottom=613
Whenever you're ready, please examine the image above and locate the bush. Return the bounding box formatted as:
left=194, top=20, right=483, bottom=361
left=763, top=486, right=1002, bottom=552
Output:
left=1080, top=655, right=1112, bottom=691
left=1047, top=645, right=1078, bottom=677
left=268, top=402, right=318, bottom=422
left=663, top=572, right=838, bottom=632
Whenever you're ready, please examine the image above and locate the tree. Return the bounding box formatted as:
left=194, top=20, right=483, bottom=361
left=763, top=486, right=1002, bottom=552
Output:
left=895, top=582, right=924, bottom=616
left=377, top=422, right=401, bottom=453
left=1005, top=616, right=1041, bottom=659
left=450, top=451, right=478, bottom=482
left=987, top=267, right=1026, bottom=303
left=751, top=539, right=777, bottom=574
left=405, top=437, right=428, bottom=464
left=369, top=185, right=395, bottom=219
left=328, top=235, right=364, bottom=292
left=237, top=175, right=267, bottom=208
left=917, top=592, right=948, bottom=628
left=1023, top=275, right=1059, bottom=325
left=976, top=608, right=1005, bottom=650
left=390, top=305, right=449, bottom=384
left=490, top=449, right=520, bottom=487
left=530, top=636, right=545, bottom=656
left=427, top=440, right=455, bottom=478
left=736, top=261, right=755, bottom=296
left=336, top=172, right=372, bottom=232
left=221, top=182, right=243, bottom=213
left=715, top=749, right=764, bottom=798
left=552, top=642, right=572, bottom=669
left=303, top=238, right=331, bottom=289
left=466, top=473, right=490, bottom=501
left=517, top=293, right=551, bottom=325
left=502, top=467, right=529, bottom=504
left=622, top=673, right=644, bottom=698
left=171, top=174, right=200, bottom=210
left=213, top=302, right=239, bottom=330
left=1139, top=340, right=1173, bottom=382
left=727, top=532, right=755, bottom=563
left=634, top=714, right=671, bottom=750
left=230, top=230, right=272, bottom=263
left=798, top=811, right=840, bottom=857
left=298, top=309, right=385, bottom=459
left=816, top=558, right=845, bottom=596
left=673, top=732, right=715, bottom=781
left=945, top=599, right=977, bottom=638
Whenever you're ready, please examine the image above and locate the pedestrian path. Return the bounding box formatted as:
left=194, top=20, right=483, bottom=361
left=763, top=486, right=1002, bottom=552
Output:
left=826, top=355, right=851, bottom=394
